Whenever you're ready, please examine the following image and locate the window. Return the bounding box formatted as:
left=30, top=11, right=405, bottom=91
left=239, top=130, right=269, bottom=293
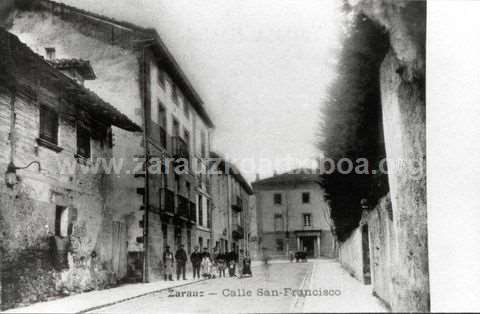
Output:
left=172, top=118, right=180, bottom=137
left=274, top=214, right=283, bottom=231
left=45, top=47, right=56, bottom=60
left=303, top=214, right=312, bottom=227
left=76, top=124, right=91, bottom=158
left=198, top=195, right=203, bottom=226
left=39, top=104, right=59, bottom=145
left=158, top=101, right=166, bottom=127
left=184, top=129, right=190, bottom=152
left=186, top=181, right=191, bottom=198
left=158, top=68, right=166, bottom=89
left=276, top=238, right=284, bottom=252
left=106, top=127, right=113, bottom=148
left=302, top=192, right=310, bottom=204
left=184, top=100, right=190, bottom=119
left=158, top=101, right=167, bottom=148
left=200, top=131, right=207, bottom=158
left=175, top=175, right=181, bottom=194
left=207, top=201, right=212, bottom=229
left=172, top=85, right=179, bottom=105
left=274, top=193, right=282, bottom=205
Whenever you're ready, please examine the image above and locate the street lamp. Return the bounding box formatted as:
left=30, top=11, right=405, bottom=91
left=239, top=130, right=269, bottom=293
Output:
left=5, top=160, right=42, bottom=189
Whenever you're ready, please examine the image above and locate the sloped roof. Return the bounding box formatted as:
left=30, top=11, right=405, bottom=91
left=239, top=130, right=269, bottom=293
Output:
left=252, top=169, right=323, bottom=188
left=210, top=151, right=253, bottom=195
left=11, top=0, right=214, bottom=128
left=48, top=58, right=96, bottom=80
left=0, top=29, right=141, bottom=132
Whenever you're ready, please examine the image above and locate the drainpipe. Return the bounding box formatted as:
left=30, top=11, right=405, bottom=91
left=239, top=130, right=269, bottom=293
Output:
left=8, top=92, right=16, bottom=165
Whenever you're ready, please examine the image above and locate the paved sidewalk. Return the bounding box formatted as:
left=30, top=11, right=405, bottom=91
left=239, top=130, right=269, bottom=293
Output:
left=2, top=278, right=206, bottom=314
left=298, top=259, right=388, bottom=313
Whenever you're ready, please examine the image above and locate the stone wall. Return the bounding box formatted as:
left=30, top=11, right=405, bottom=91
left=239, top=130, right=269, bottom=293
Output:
left=338, top=195, right=402, bottom=310
left=338, top=227, right=364, bottom=283
left=0, top=88, right=117, bottom=309
left=346, top=2, right=428, bottom=311
left=5, top=4, right=145, bottom=255
left=367, top=195, right=395, bottom=309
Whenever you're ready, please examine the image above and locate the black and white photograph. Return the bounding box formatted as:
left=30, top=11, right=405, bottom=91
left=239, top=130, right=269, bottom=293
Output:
left=0, top=0, right=479, bottom=313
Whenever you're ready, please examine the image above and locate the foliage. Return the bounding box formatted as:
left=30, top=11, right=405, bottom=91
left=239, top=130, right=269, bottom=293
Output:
left=317, top=13, right=390, bottom=242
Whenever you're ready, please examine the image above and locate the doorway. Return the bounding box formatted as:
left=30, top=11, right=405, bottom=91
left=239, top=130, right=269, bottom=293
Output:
left=300, top=236, right=315, bottom=257
left=362, top=224, right=371, bottom=284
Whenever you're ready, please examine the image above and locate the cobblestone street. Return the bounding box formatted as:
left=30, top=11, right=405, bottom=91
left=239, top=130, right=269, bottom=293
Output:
left=89, top=260, right=386, bottom=313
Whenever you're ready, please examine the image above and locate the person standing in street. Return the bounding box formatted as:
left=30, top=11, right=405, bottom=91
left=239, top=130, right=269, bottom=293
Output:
left=175, top=244, right=187, bottom=280
left=190, top=246, right=202, bottom=279
left=215, top=250, right=226, bottom=278
left=201, top=247, right=212, bottom=278
left=163, top=246, right=174, bottom=281
left=241, top=252, right=252, bottom=278
left=227, top=250, right=237, bottom=277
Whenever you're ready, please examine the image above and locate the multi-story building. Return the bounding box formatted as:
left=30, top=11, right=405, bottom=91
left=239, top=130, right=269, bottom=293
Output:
left=252, top=170, right=337, bottom=260
left=209, top=152, right=253, bottom=255
left=0, top=0, right=214, bottom=282
left=0, top=29, right=140, bottom=309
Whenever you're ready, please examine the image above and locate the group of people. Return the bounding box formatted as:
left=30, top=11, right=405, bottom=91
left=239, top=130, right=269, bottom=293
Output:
left=162, top=245, right=252, bottom=281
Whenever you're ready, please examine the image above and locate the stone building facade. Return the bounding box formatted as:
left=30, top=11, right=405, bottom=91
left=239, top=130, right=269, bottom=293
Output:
left=0, top=0, right=214, bottom=283
left=253, top=170, right=336, bottom=260
left=0, top=29, right=140, bottom=309
left=209, top=152, right=253, bottom=255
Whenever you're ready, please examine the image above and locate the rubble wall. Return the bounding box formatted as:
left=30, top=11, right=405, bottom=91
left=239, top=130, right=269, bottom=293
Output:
left=349, top=1, right=428, bottom=311
left=0, top=90, right=116, bottom=309
left=367, top=195, right=395, bottom=309
left=380, top=49, right=428, bottom=312
left=6, top=6, right=145, bottom=255
left=338, top=227, right=364, bottom=283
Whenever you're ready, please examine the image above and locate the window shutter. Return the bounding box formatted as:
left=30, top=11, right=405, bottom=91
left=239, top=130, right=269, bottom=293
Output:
left=39, top=105, right=59, bottom=144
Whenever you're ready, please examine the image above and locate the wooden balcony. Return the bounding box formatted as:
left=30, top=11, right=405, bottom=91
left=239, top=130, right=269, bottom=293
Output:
left=232, top=224, right=244, bottom=240
left=163, top=188, right=175, bottom=215
left=172, top=136, right=190, bottom=161
left=177, top=194, right=189, bottom=218
left=189, top=201, right=196, bottom=223
left=232, top=196, right=243, bottom=212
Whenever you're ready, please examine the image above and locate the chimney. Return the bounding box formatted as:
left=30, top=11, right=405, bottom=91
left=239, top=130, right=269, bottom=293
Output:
left=255, top=173, right=260, bottom=181
left=45, top=47, right=56, bottom=60
left=273, top=170, right=278, bottom=176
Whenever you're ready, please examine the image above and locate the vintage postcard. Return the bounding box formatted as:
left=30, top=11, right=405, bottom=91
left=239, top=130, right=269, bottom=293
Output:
left=0, top=0, right=458, bottom=313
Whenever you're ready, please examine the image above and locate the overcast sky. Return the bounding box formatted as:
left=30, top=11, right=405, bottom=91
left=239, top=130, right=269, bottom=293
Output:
left=59, top=0, right=343, bottom=182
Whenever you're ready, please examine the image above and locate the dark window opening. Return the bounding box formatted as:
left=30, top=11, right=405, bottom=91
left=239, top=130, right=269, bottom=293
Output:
left=172, top=85, right=179, bottom=105
left=76, top=124, right=91, bottom=158
left=302, top=192, right=310, bottom=204
left=207, top=200, right=212, bottom=229
left=45, top=47, right=56, bottom=60
left=39, top=104, right=59, bottom=145
left=198, top=195, right=203, bottom=226
left=274, top=193, right=282, bottom=205
left=201, top=131, right=206, bottom=158
left=158, top=68, right=166, bottom=89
